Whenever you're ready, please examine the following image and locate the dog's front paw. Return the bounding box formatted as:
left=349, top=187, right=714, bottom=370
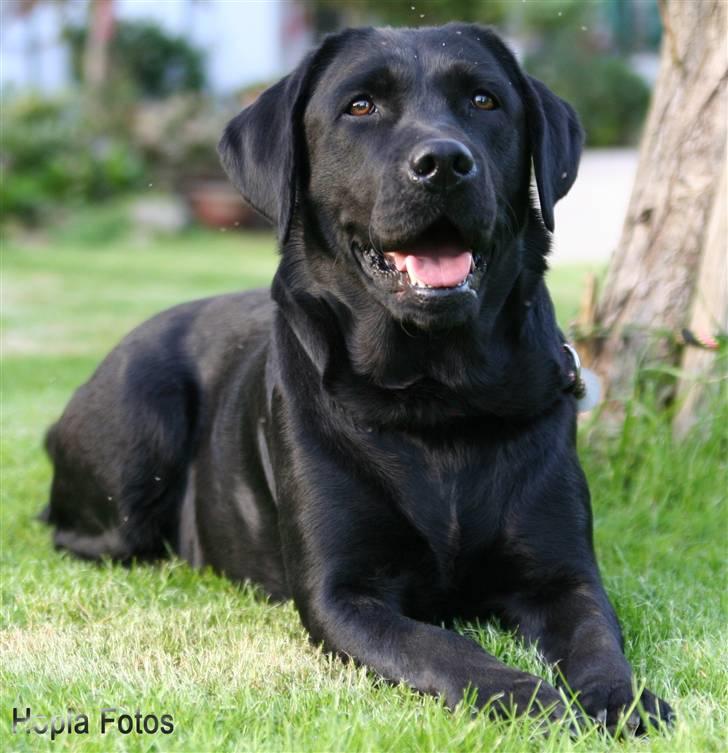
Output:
left=578, top=680, right=674, bottom=734
left=483, top=673, right=567, bottom=723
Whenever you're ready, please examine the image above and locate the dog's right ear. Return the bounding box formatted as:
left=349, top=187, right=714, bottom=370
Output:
left=218, top=31, right=356, bottom=243
left=218, top=60, right=313, bottom=243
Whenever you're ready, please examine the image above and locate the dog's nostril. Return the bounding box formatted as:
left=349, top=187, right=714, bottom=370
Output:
left=453, top=151, right=474, bottom=176
left=412, top=153, right=437, bottom=178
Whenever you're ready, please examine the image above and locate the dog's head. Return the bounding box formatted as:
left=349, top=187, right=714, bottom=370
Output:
left=219, top=24, right=582, bottom=331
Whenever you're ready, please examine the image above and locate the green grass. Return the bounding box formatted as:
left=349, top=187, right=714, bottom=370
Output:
left=1, top=231, right=726, bottom=752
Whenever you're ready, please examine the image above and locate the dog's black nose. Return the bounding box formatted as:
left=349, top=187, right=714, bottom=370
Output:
left=408, top=139, right=475, bottom=190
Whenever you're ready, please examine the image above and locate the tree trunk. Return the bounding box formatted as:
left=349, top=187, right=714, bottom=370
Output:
left=673, top=161, right=727, bottom=436
left=83, top=0, right=114, bottom=90
left=590, top=0, right=727, bottom=411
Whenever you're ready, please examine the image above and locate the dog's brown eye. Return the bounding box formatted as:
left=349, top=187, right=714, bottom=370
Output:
left=472, top=91, right=498, bottom=111
left=347, top=98, right=376, bottom=116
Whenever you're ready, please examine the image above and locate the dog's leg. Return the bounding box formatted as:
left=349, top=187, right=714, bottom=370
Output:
left=504, top=580, right=674, bottom=732
left=44, top=324, right=200, bottom=562
left=298, top=586, right=566, bottom=719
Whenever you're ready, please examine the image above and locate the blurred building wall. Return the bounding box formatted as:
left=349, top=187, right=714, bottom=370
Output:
left=0, top=0, right=311, bottom=95
left=0, top=1, right=70, bottom=93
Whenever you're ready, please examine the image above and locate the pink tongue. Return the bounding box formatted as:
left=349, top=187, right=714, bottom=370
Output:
left=392, top=248, right=473, bottom=288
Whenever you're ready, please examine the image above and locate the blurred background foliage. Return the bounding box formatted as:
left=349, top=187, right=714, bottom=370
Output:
left=1, top=0, right=658, bottom=234
left=1, top=94, right=144, bottom=226
left=64, top=20, right=206, bottom=98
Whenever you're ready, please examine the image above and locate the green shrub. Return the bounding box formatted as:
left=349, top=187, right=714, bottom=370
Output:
left=520, top=0, right=653, bottom=147
left=1, top=95, right=145, bottom=226
left=525, top=46, right=651, bottom=147
left=65, top=21, right=206, bottom=99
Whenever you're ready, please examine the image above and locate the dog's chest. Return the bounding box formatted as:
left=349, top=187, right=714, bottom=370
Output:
left=377, top=433, right=513, bottom=577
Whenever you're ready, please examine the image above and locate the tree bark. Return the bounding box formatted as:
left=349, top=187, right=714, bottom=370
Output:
left=83, top=0, right=115, bottom=90
left=590, top=0, right=727, bottom=409
left=673, top=161, right=727, bottom=436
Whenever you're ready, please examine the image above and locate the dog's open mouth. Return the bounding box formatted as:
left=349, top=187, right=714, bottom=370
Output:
left=352, top=219, right=485, bottom=297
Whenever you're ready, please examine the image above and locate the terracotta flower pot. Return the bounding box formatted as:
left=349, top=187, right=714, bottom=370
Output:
left=186, top=181, right=255, bottom=228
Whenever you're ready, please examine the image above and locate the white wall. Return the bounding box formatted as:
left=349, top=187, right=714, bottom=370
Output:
left=0, top=2, right=70, bottom=94
left=1, top=0, right=299, bottom=96
left=117, top=0, right=286, bottom=92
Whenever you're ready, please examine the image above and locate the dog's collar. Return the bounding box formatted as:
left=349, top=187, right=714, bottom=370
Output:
left=563, top=343, right=601, bottom=412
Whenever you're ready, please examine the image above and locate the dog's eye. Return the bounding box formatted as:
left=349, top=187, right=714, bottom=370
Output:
left=347, top=98, right=376, bottom=117
left=472, top=91, right=498, bottom=111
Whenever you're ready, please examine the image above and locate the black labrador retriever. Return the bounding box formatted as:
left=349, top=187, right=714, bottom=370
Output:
left=42, top=24, right=673, bottom=731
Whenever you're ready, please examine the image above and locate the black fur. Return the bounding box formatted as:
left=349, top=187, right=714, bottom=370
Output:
left=44, top=25, right=672, bottom=731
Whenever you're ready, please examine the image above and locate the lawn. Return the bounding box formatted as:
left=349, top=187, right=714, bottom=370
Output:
left=1, top=230, right=726, bottom=752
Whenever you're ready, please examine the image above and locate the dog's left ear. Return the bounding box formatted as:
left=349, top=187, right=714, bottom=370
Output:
left=465, top=25, right=583, bottom=233
left=522, top=75, right=584, bottom=232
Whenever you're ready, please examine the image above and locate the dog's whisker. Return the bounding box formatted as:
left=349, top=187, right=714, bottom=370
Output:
left=367, top=223, right=384, bottom=256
